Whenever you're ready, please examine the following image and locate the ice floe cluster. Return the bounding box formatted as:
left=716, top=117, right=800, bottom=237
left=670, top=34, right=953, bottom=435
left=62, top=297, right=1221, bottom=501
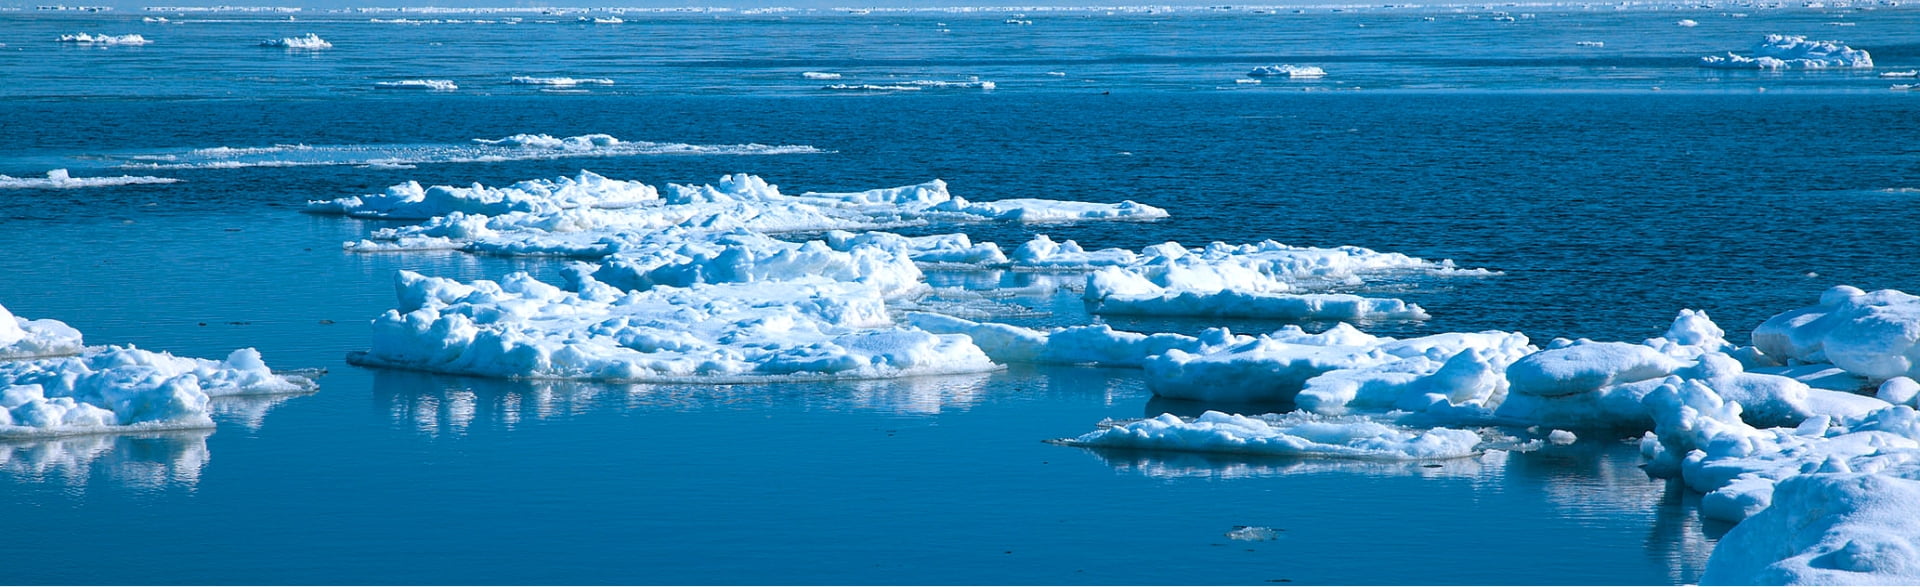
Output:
left=510, top=76, right=614, bottom=86
left=0, top=169, right=178, bottom=189
left=1700, top=34, right=1873, bottom=70
left=56, top=33, right=151, bottom=45
left=0, top=303, right=315, bottom=438
left=1247, top=65, right=1325, bottom=78
left=259, top=33, right=330, bottom=49
left=374, top=79, right=458, bottom=91
left=115, top=133, right=821, bottom=170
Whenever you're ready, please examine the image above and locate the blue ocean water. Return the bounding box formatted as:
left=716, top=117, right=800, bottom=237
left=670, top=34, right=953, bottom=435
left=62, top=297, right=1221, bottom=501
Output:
left=1, top=5, right=1917, bottom=584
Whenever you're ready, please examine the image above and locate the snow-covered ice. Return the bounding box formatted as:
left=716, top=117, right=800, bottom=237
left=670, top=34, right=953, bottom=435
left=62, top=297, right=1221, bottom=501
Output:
left=306, top=169, right=659, bottom=220
left=0, top=347, right=316, bottom=437
left=56, top=33, right=150, bottom=45
left=1247, top=65, right=1326, bottom=78
left=801, top=71, right=842, bottom=79
left=0, top=169, right=179, bottom=189
left=1054, top=411, right=1484, bottom=460
left=259, top=33, right=329, bottom=49
left=374, top=79, right=458, bottom=90
left=118, top=134, right=820, bottom=170
left=0, top=304, right=85, bottom=360
left=1700, top=35, right=1873, bottom=70
left=1703, top=473, right=1920, bottom=585
left=1753, top=286, right=1920, bottom=382
left=347, top=270, right=998, bottom=382
left=510, top=76, right=614, bottom=86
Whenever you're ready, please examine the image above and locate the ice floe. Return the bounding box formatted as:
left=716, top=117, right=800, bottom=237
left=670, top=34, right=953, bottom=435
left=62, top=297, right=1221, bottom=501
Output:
left=1247, top=65, right=1326, bottom=78
left=259, top=33, right=330, bottom=49
left=1053, top=411, right=1484, bottom=460
left=510, top=76, right=614, bottom=86
left=347, top=270, right=998, bottom=382
left=801, top=71, right=842, bottom=80
left=1703, top=473, right=1920, bottom=585
left=117, top=134, right=820, bottom=170
left=0, top=169, right=179, bottom=189
left=374, top=79, right=458, bottom=90
left=1700, top=34, right=1873, bottom=70
left=0, top=347, right=316, bottom=438
left=56, top=33, right=150, bottom=45
left=824, top=80, right=996, bottom=91
left=0, top=304, right=85, bottom=360
left=1752, top=286, right=1920, bottom=382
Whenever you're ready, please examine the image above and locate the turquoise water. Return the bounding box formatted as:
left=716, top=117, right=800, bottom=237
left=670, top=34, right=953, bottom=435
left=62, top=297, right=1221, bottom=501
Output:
left=3, top=6, right=1918, bottom=583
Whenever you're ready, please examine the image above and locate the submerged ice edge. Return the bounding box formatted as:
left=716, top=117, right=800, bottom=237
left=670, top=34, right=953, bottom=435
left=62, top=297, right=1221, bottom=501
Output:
left=110, top=133, right=824, bottom=170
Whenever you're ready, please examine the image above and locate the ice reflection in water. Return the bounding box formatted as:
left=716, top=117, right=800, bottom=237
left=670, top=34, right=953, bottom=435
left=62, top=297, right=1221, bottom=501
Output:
left=1071, top=445, right=1507, bottom=481
left=0, top=430, right=212, bottom=490
left=372, top=369, right=1002, bottom=436
left=210, top=392, right=314, bottom=430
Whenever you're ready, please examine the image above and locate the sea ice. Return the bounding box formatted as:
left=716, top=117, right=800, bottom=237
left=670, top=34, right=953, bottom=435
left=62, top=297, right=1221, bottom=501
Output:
left=0, top=347, right=317, bottom=437
left=121, top=134, right=819, bottom=170
left=56, top=33, right=151, bottom=45
left=0, top=304, right=85, bottom=360
left=259, top=33, right=330, bottom=49
left=1054, top=411, right=1484, bottom=460
left=374, top=79, right=458, bottom=90
left=801, top=71, right=842, bottom=79
left=1700, top=35, right=1873, bottom=70
left=348, top=270, right=999, bottom=382
left=510, top=76, right=614, bottom=86
left=0, top=169, right=179, bottom=189
left=1247, top=65, right=1326, bottom=78
left=1703, top=473, right=1920, bottom=585
left=306, top=169, right=659, bottom=220
left=1752, top=286, right=1920, bottom=381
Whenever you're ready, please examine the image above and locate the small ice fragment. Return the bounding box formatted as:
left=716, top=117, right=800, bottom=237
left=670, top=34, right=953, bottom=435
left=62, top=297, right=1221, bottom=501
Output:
left=1677, top=19, right=1699, bottom=27
left=259, top=33, right=330, bottom=49
left=1247, top=65, right=1326, bottom=78
left=1227, top=526, right=1283, bottom=541
left=801, top=71, right=841, bottom=80
left=374, top=79, right=458, bottom=91
left=1547, top=429, right=1577, bottom=445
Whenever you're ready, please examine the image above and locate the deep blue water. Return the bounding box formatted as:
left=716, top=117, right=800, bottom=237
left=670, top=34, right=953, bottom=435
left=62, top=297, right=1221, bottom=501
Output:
left=2, top=6, right=1919, bottom=584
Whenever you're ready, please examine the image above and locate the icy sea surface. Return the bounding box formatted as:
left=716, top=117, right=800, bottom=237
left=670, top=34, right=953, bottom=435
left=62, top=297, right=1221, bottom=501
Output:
left=3, top=4, right=1919, bottom=584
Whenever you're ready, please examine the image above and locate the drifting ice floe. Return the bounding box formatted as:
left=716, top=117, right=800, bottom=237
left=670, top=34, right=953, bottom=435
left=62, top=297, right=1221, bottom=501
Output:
left=0, top=169, right=179, bottom=189
left=348, top=270, right=997, bottom=382
left=56, top=33, right=151, bottom=45
left=1882, top=70, right=1919, bottom=78
left=801, top=71, right=842, bottom=80
left=259, top=33, right=330, bottom=49
left=117, top=134, right=820, bottom=170
left=0, top=304, right=84, bottom=361
left=374, top=79, right=458, bottom=91
left=1247, top=65, right=1326, bottom=78
left=0, top=346, right=316, bottom=437
left=510, top=76, right=614, bottom=86
left=1054, top=411, right=1484, bottom=460
left=306, top=169, right=658, bottom=220
left=824, top=80, right=996, bottom=91
left=1753, top=286, right=1920, bottom=381
left=1700, top=34, right=1873, bottom=70
left=1677, top=19, right=1699, bottom=27
left=321, top=174, right=1166, bottom=255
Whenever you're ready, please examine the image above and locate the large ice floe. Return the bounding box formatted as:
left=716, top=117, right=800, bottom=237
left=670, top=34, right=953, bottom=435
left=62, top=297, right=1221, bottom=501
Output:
left=0, top=302, right=315, bottom=438
left=115, top=134, right=821, bottom=170
left=374, top=79, right=458, bottom=91
left=56, top=33, right=151, bottom=45
left=259, top=33, right=330, bottom=49
left=0, top=169, right=178, bottom=189
left=1052, top=410, right=1483, bottom=460
left=1700, top=34, right=1873, bottom=70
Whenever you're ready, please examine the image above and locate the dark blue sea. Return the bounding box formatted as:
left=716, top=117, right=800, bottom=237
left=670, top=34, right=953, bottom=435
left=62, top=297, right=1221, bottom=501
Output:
left=1, top=5, right=1917, bottom=584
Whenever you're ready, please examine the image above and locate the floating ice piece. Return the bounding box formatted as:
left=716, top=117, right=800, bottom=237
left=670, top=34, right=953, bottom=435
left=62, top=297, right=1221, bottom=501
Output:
left=0, top=347, right=317, bottom=437
left=1703, top=473, right=1920, bottom=585
left=1090, top=289, right=1430, bottom=321
left=348, top=270, right=998, bottom=383
left=824, top=231, right=1009, bottom=265
left=123, top=134, right=818, bottom=170
left=801, top=71, right=842, bottom=80
left=259, top=33, right=329, bottom=49
left=56, top=33, right=150, bottom=45
left=1144, top=323, right=1532, bottom=405
left=1882, top=70, right=1919, bottom=78
left=1055, top=411, right=1484, bottom=460
left=905, top=313, right=1245, bottom=368
left=1677, top=19, right=1699, bottom=27
left=823, top=80, right=995, bottom=91
left=824, top=84, right=924, bottom=92
left=1226, top=526, right=1283, bottom=541
left=581, top=16, right=622, bottom=23
left=583, top=231, right=927, bottom=299
left=307, top=169, right=658, bottom=220
left=374, top=79, right=458, bottom=90
left=1575, top=41, right=1605, bottom=47
left=1700, top=35, right=1873, bottom=70
left=1247, top=65, right=1325, bottom=78
left=1753, top=286, right=1920, bottom=382
left=337, top=175, right=1165, bottom=256
left=0, top=303, right=84, bottom=360
left=0, top=169, right=178, bottom=189
left=510, top=76, right=614, bottom=86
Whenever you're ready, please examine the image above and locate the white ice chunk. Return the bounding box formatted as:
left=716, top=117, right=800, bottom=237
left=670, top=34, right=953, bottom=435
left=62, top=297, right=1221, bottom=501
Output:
left=374, top=79, right=458, bottom=91
left=1703, top=473, right=1920, bottom=585
left=0, top=347, right=316, bottom=438
left=1700, top=34, right=1873, bottom=69
left=56, top=33, right=151, bottom=45
left=1247, top=65, right=1326, bottom=78
left=0, top=169, right=179, bottom=189
left=1056, top=411, right=1483, bottom=460
left=0, top=303, right=85, bottom=360
left=510, top=76, right=614, bottom=86
left=307, top=169, right=658, bottom=220
left=259, top=33, right=329, bottom=49
left=1754, top=286, right=1920, bottom=381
